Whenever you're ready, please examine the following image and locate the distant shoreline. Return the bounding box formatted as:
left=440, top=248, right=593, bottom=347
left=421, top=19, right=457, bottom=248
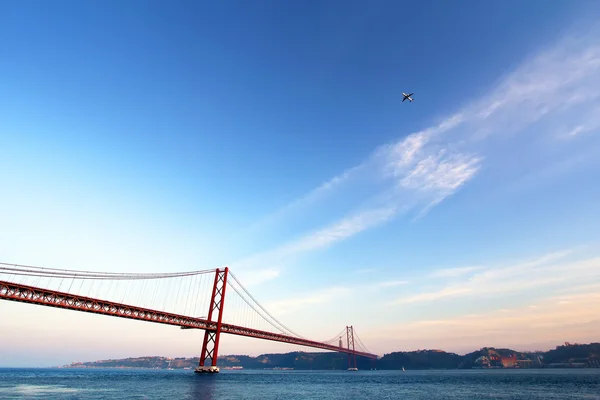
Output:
left=50, top=342, right=600, bottom=371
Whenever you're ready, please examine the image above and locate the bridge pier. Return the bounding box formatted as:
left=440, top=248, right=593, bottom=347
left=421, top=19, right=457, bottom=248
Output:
left=196, top=267, right=228, bottom=374
left=194, top=366, right=219, bottom=373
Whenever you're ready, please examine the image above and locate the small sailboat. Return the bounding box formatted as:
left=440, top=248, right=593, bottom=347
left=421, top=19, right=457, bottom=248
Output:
left=402, top=366, right=406, bottom=372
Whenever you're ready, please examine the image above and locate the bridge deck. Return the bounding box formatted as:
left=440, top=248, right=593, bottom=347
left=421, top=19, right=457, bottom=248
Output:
left=0, top=280, right=377, bottom=359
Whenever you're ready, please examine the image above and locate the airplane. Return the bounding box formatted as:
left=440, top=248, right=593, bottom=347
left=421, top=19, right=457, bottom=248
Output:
left=402, top=92, right=414, bottom=102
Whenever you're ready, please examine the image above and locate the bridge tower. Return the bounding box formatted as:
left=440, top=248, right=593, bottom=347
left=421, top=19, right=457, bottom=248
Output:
left=346, top=325, right=357, bottom=370
left=195, top=267, right=228, bottom=373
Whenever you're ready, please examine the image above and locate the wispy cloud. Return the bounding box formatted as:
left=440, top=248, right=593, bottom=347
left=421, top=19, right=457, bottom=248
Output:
left=558, top=106, right=600, bottom=139
left=282, top=207, right=397, bottom=253
left=429, top=266, right=482, bottom=279
left=389, top=249, right=600, bottom=305
left=236, top=247, right=598, bottom=346
left=354, top=268, right=376, bottom=274
left=370, top=286, right=600, bottom=353
left=232, top=28, right=600, bottom=279
left=234, top=268, right=281, bottom=287
left=239, top=164, right=366, bottom=235
left=230, top=206, right=397, bottom=277
left=377, top=280, right=409, bottom=288
left=264, top=286, right=351, bottom=317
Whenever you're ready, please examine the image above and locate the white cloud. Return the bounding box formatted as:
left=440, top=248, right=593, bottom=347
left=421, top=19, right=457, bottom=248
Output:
left=239, top=164, right=366, bottom=235
left=280, top=248, right=600, bottom=353
left=390, top=250, right=599, bottom=305
left=264, top=286, right=351, bottom=317
left=377, top=280, right=409, bottom=288
left=370, top=287, right=600, bottom=353
left=398, top=151, right=482, bottom=193
left=429, top=266, right=482, bottom=279
left=234, top=268, right=281, bottom=287
left=566, top=125, right=586, bottom=138
left=231, top=28, right=600, bottom=279
left=354, top=268, right=376, bottom=274
left=466, top=41, right=600, bottom=137
left=394, top=286, right=472, bottom=304
left=229, top=206, right=397, bottom=273
left=282, top=206, right=397, bottom=253
left=559, top=106, right=600, bottom=139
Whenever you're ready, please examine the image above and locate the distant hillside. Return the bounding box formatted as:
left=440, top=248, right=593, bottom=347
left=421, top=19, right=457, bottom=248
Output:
left=377, top=349, right=462, bottom=370
left=543, top=342, right=600, bottom=367
left=62, top=343, right=600, bottom=370
left=64, top=352, right=363, bottom=370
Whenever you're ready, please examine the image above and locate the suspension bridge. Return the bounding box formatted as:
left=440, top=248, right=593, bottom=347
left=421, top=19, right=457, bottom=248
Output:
left=0, top=262, right=377, bottom=373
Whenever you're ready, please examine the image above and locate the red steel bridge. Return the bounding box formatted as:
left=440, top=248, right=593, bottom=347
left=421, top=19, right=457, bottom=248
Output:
left=0, top=262, right=377, bottom=373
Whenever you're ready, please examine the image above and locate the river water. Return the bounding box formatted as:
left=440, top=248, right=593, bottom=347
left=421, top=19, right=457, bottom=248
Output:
left=0, top=368, right=599, bottom=399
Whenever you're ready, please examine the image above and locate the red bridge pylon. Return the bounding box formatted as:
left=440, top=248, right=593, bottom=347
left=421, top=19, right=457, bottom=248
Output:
left=195, top=267, right=228, bottom=373
left=346, top=325, right=358, bottom=370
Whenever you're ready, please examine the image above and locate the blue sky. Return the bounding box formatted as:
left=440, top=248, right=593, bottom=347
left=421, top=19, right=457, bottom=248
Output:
left=1, top=0, right=600, bottom=366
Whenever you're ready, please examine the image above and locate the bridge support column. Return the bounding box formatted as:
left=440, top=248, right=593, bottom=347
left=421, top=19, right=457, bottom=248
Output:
left=346, top=325, right=357, bottom=371
left=195, top=267, right=228, bottom=374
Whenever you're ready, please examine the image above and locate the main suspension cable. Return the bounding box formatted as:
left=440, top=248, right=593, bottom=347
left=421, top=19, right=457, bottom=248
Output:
left=319, top=327, right=347, bottom=345
left=228, top=271, right=305, bottom=339
left=353, top=328, right=372, bottom=354
left=0, top=262, right=214, bottom=280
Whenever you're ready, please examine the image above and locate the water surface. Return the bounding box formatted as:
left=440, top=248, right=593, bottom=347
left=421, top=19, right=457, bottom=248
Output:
left=1, top=368, right=599, bottom=399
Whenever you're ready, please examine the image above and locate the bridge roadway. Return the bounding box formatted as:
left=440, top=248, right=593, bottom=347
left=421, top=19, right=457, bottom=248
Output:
left=0, top=280, right=378, bottom=360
